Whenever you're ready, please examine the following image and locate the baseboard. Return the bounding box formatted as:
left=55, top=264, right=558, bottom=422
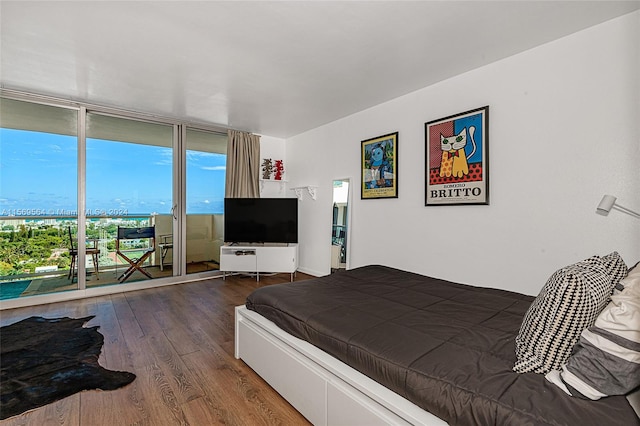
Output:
left=296, top=266, right=326, bottom=277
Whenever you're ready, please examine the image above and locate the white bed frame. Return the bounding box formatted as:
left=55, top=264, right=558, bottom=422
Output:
left=235, top=305, right=447, bottom=425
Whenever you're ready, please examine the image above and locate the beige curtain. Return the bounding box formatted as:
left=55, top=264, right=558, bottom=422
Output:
left=225, top=129, right=260, bottom=198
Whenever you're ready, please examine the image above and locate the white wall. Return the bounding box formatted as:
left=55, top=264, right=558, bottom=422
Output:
left=286, top=11, right=640, bottom=295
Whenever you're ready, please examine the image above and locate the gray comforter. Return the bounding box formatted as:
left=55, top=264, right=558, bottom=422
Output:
left=246, top=265, right=639, bottom=425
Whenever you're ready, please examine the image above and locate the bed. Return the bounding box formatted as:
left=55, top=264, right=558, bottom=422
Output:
left=234, top=264, right=640, bottom=425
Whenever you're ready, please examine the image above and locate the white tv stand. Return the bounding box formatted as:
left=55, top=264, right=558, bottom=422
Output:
left=220, top=243, right=298, bottom=282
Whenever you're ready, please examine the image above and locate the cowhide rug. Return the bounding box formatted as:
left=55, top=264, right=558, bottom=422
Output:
left=0, top=315, right=136, bottom=420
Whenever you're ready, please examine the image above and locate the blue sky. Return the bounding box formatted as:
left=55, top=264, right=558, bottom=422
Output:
left=0, top=129, right=226, bottom=216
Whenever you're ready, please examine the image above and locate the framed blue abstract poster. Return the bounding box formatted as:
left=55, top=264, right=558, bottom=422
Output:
left=425, top=106, right=489, bottom=206
left=361, top=132, right=398, bottom=199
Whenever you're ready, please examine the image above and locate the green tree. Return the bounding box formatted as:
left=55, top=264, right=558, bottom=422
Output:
left=0, top=261, right=14, bottom=276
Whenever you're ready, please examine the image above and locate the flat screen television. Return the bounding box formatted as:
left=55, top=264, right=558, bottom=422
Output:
left=224, top=197, right=298, bottom=244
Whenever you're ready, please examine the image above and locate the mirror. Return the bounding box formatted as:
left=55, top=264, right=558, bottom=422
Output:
left=331, top=178, right=350, bottom=272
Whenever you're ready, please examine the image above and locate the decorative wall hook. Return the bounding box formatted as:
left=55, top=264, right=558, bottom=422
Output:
left=291, top=186, right=318, bottom=201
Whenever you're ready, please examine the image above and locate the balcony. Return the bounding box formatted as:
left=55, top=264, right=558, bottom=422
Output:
left=0, top=214, right=224, bottom=300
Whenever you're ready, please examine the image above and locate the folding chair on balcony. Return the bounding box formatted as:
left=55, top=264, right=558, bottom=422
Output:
left=68, top=226, right=100, bottom=281
left=158, top=234, right=173, bottom=271
left=116, top=226, right=156, bottom=282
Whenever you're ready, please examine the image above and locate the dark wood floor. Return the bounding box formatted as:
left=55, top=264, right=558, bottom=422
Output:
left=0, top=273, right=314, bottom=426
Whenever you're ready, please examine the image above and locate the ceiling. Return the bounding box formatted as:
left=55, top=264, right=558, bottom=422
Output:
left=1, top=1, right=638, bottom=139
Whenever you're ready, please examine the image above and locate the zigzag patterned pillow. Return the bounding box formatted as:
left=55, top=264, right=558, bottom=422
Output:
left=601, top=251, right=629, bottom=287
left=513, top=255, right=624, bottom=374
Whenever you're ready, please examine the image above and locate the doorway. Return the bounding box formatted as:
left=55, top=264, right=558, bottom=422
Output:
left=331, top=179, right=351, bottom=272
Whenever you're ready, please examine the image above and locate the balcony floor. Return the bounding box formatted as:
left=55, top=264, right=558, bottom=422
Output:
left=3, top=262, right=221, bottom=300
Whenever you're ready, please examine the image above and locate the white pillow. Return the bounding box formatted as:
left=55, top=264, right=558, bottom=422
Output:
left=546, top=287, right=640, bottom=399
left=617, top=261, right=640, bottom=294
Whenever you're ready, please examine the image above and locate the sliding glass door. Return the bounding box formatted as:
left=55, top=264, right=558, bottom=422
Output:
left=0, top=98, right=79, bottom=298
left=184, top=128, right=227, bottom=275
left=1, top=94, right=228, bottom=301
left=85, top=112, right=175, bottom=286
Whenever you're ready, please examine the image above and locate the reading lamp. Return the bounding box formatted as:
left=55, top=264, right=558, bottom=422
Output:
left=596, top=195, right=640, bottom=219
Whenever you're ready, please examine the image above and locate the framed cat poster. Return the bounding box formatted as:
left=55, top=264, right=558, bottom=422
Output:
left=361, top=132, right=398, bottom=199
left=425, top=106, right=489, bottom=206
